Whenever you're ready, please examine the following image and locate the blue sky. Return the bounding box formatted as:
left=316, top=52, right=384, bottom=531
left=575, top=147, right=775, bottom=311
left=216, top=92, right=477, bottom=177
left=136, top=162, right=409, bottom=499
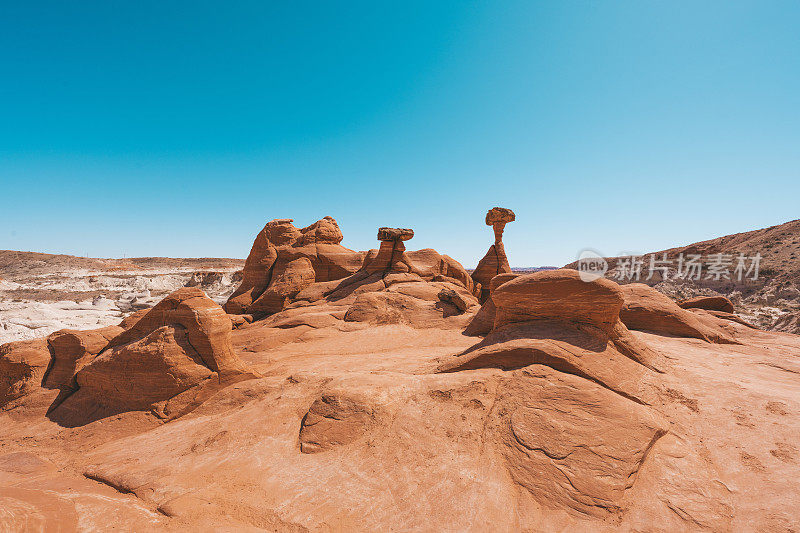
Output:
left=1, top=1, right=798, bottom=267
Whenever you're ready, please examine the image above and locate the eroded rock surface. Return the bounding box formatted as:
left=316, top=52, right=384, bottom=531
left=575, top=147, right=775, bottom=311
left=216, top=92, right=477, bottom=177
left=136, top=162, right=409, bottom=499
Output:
left=47, top=287, right=258, bottom=426
left=0, top=338, right=50, bottom=407
left=472, top=207, right=515, bottom=301
left=620, top=283, right=740, bottom=344
left=224, top=217, right=365, bottom=314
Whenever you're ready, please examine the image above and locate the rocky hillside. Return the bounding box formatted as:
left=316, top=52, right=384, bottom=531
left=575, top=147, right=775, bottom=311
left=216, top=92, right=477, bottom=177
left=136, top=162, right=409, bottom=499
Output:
left=565, top=219, right=800, bottom=332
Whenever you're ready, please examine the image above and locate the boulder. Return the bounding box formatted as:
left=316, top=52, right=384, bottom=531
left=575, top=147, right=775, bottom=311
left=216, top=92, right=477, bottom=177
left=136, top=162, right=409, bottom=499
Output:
left=299, top=394, right=375, bottom=453
left=619, top=284, right=739, bottom=344
left=438, top=288, right=469, bottom=313
left=678, top=295, right=735, bottom=313
left=0, top=338, right=50, bottom=407
left=492, top=269, right=623, bottom=334
left=464, top=273, right=518, bottom=337
left=440, top=269, right=666, bottom=401
left=107, top=287, right=256, bottom=379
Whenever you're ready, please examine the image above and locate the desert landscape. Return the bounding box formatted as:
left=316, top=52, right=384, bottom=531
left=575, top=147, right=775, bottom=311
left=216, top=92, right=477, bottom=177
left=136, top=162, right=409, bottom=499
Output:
left=1, top=212, right=799, bottom=532
left=4, top=2, right=799, bottom=531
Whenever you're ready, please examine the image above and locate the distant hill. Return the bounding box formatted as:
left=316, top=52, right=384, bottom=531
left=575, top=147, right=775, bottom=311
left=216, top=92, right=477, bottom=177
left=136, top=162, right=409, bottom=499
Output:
left=563, top=219, right=800, bottom=332
left=0, top=250, right=244, bottom=279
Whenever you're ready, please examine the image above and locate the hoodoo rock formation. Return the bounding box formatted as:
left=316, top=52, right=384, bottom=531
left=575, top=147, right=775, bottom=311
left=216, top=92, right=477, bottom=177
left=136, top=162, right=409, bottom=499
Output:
left=242, top=226, right=480, bottom=329
left=224, top=217, right=365, bottom=315
left=472, top=207, right=515, bottom=301
left=365, top=227, right=418, bottom=274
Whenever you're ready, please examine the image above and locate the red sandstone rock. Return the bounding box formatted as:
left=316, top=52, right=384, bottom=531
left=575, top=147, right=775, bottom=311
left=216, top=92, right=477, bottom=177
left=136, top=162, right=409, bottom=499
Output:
left=0, top=338, right=50, bottom=407
left=442, top=269, right=665, bottom=386
left=678, top=295, right=735, bottom=313
left=225, top=217, right=364, bottom=314
left=74, top=325, right=216, bottom=412
left=464, top=272, right=519, bottom=337
left=472, top=207, right=515, bottom=301
left=437, top=288, right=469, bottom=313
left=619, top=283, right=739, bottom=344
left=108, top=287, right=256, bottom=379
left=44, top=325, right=123, bottom=390
left=248, top=257, right=316, bottom=314
left=492, top=269, right=623, bottom=334
left=299, top=393, right=375, bottom=453
left=46, top=288, right=258, bottom=426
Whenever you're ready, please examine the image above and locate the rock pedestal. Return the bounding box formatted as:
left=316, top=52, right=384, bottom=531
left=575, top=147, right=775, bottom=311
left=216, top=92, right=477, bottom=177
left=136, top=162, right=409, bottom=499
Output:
left=365, top=227, right=418, bottom=274
left=472, top=207, right=515, bottom=302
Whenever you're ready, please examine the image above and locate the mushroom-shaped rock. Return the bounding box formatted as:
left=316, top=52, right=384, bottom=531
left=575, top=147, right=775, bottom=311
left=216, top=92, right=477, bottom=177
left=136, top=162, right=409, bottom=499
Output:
left=472, top=207, right=516, bottom=302
left=485, top=207, right=516, bottom=243
left=365, top=227, right=419, bottom=275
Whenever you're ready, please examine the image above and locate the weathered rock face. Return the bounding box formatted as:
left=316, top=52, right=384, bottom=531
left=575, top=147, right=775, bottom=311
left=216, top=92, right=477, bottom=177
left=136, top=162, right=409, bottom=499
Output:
left=678, top=295, right=735, bottom=313
left=107, top=287, right=256, bottom=379
left=48, top=287, right=259, bottom=426
left=0, top=338, right=50, bottom=407
left=441, top=269, right=665, bottom=397
left=74, top=325, right=215, bottom=412
left=620, top=283, right=740, bottom=344
left=464, top=272, right=518, bottom=336
left=494, top=365, right=667, bottom=517
left=225, top=217, right=365, bottom=314
left=44, top=326, right=123, bottom=391
left=472, top=207, right=515, bottom=301
left=248, top=257, right=316, bottom=314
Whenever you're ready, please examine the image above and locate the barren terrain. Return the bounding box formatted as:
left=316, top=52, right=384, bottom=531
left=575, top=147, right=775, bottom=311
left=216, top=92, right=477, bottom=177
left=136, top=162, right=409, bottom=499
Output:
left=1, top=215, right=799, bottom=532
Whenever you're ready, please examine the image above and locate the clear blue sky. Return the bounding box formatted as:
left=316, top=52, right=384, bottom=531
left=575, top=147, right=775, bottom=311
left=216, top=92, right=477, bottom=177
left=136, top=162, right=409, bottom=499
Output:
left=1, top=1, right=798, bottom=267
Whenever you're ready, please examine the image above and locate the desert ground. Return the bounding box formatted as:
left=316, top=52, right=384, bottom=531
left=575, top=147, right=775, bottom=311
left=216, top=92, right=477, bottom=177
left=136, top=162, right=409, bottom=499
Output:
left=1, top=213, right=799, bottom=532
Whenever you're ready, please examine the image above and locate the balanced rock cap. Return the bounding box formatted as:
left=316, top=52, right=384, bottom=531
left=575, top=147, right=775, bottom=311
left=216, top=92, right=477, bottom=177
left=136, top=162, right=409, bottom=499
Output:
left=485, top=207, right=515, bottom=226
left=377, top=227, right=414, bottom=241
